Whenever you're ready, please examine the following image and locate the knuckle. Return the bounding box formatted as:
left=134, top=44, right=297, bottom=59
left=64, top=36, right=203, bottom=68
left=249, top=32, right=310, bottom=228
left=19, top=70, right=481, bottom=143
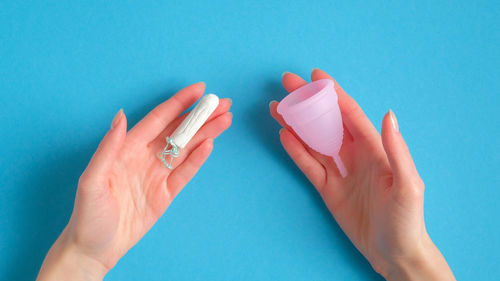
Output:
left=149, top=109, right=166, bottom=127
left=343, top=101, right=361, bottom=119
left=406, top=178, right=425, bottom=198
left=78, top=174, right=89, bottom=187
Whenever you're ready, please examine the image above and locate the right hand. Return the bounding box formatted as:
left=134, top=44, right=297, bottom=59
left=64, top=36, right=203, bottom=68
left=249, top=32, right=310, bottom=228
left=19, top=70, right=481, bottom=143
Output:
left=270, top=68, right=455, bottom=280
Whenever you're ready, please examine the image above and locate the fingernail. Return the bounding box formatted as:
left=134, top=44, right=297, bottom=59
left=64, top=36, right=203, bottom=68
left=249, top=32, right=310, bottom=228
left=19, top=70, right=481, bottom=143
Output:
left=279, top=128, right=284, bottom=134
left=269, top=100, right=277, bottom=108
left=111, top=109, right=123, bottom=130
left=389, top=109, right=399, bottom=132
left=226, top=98, right=232, bottom=105
left=281, top=71, right=291, bottom=79
left=199, top=81, right=206, bottom=87
left=311, top=67, right=320, bottom=72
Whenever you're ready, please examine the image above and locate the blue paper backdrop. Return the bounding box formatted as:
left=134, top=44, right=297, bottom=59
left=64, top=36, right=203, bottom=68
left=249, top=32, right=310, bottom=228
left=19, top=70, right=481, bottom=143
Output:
left=1, top=1, right=498, bottom=280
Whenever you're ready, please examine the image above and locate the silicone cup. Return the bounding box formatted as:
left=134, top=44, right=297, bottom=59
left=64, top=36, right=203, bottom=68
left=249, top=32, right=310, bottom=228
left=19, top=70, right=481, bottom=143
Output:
left=277, top=79, right=347, bottom=177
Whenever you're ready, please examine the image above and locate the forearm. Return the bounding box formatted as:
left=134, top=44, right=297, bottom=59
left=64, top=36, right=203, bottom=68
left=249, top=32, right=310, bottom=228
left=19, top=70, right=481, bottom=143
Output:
left=37, top=227, right=108, bottom=281
left=384, top=234, right=456, bottom=281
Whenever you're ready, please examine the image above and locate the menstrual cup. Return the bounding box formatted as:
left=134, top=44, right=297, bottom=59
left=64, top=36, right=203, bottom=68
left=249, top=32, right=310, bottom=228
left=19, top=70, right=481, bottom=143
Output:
left=277, top=79, right=347, bottom=177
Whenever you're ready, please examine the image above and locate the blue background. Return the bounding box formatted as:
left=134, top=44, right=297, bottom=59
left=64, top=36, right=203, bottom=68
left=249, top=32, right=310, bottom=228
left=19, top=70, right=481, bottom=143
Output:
left=1, top=1, right=498, bottom=280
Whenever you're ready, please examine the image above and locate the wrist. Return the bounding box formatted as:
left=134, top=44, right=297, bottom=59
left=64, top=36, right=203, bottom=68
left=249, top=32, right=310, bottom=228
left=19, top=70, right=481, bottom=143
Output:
left=37, top=227, right=108, bottom=281
left=384, top=233, right=455, bottom=281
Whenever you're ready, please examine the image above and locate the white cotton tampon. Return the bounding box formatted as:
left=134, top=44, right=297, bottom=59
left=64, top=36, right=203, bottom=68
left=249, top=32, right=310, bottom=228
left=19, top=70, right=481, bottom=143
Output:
left=157, top=94, right=219, bottom=169
left=170, top=94, right=219, bottom=149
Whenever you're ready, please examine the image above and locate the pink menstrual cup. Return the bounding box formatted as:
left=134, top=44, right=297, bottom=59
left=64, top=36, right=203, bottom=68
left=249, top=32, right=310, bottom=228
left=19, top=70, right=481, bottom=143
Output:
left=277, top=79, right=347, bottom=177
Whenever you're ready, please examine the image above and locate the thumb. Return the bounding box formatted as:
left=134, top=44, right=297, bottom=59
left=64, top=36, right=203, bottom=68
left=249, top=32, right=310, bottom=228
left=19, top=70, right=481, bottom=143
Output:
left=80, top=109, right=127, bottom=185
left=381, top=109, right=420, bottom=186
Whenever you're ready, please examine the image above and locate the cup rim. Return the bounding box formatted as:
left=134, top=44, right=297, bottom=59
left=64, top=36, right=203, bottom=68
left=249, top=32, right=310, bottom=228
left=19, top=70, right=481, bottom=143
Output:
left=277, top=79, right=335, bottom=116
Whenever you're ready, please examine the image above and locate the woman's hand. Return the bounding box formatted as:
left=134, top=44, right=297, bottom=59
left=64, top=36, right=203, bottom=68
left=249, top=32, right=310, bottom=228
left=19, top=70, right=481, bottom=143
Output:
left=37, top=82, right=232, bottom=281
left=270, top=69, right=455, bottom=280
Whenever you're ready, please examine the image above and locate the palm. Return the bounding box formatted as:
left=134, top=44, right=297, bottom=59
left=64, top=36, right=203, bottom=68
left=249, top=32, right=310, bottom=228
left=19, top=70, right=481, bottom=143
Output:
left=271, top=69, right=425, bottom=274
left=107, top=144, right=172, bottom=248
left=321, top=140, right=392, bottom=268
left=69, top=82, right=232, bottom=269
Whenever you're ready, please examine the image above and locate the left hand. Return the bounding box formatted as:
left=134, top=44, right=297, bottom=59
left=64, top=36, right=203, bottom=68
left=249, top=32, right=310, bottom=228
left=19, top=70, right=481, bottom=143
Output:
left=37, top=82, right=232, bottom=280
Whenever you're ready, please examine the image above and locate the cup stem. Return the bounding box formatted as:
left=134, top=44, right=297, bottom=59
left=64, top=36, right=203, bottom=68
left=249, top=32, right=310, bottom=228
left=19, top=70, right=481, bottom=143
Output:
left=332, top=155, right=347, bottom=178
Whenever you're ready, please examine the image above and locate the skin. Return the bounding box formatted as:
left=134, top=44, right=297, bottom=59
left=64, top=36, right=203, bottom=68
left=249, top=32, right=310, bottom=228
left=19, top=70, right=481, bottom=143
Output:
left=37, top=71, right=456, bottom=280
left=37, top=82, right=232, bottom=281
left=270, top=68, right=456, bottom=280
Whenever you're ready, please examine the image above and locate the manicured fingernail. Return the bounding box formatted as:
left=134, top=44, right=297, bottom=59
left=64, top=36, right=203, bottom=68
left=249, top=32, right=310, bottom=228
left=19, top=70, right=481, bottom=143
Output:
left=111, top=109, right=123, bottom=130
left=281, top=71, right=291, bottom=79
left=389, top=109, right=399, bottom=132
left=269, top=100, right=277, bottom=108
left=279, top=128, right=284, bottom=134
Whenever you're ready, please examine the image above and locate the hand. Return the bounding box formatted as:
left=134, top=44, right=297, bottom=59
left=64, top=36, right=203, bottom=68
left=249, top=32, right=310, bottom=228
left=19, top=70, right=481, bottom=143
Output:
left=270, top=69, right=455, bottom=280
left=37, top=82, right=232, bottom=281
